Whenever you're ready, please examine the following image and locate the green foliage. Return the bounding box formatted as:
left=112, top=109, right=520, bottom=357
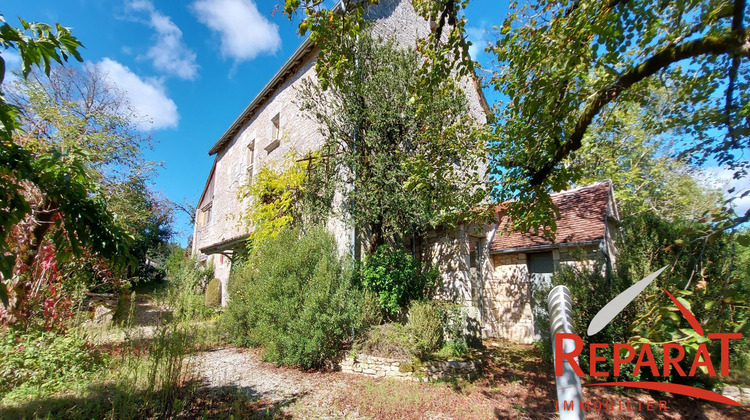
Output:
left=237, top=150, right=331, bottom=250
left=204, top=278, right=221, bottom=308
left=0, top=15, right=91, bottom=304
left=223, top=226, right=369, bottom=369
left=163, top=250, right=214, bottom=322
left=441, top=302, right=470, bottom=357
left=297, top=31, right=490, bottom=249
left=0, top=328, right=104, bottom=400
left=356, top=323, right=414, bottom=359
left=535, top=212, right=749, bottom=385
left=360, top=245, right=438, bottom=318
left=489, top=0, right=750, bottom=233
left=0, top=19, right=150, bottom=322
left=575, top=96, right=725, bottom=220
left=406, top=300, right=444, bottom=359
left=356, top=301, right=472, bottom=360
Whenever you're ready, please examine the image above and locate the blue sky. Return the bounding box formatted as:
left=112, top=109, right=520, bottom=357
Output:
left=2, top=0, right=507, bottom=245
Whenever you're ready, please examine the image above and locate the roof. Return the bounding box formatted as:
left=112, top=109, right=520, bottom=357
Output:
left=490, top=182, right=616, bottom=253
left=207, top=0, right=492, bottom=156
left=199, top=233, right=249, bottom=255
left=208, top=39, right=316, bottom=155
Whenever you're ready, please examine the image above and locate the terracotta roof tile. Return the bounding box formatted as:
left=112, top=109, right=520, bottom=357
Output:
left=490, top=182, right=613, bottom=252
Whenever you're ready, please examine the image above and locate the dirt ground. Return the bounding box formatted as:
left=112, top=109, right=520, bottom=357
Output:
left=186, top=341, right=750, bottom=419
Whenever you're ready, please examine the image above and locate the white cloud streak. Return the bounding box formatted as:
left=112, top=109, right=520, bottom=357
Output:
left=191, top=0, right=281, bottom=62
left=94, top=58, right=179, bottom=130
left=127, top=0, right=199, bottom=80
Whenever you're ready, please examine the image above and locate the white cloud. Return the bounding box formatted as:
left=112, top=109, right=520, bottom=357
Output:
left=191, top=0, right=281, bottom=62
left=702, top=167, right=750, bottom=216
left=466, top=26, right=488, bottom=59
left=126, top=0, right=199, bottom=80
left=94, top=58, right=179, bottom=130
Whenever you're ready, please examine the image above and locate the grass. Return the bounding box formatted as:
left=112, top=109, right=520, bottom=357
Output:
left=0, top=287, right=247, bottom=420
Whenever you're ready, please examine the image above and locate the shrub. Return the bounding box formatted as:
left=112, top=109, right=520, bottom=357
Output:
left=222, top=226, right=370, bottom=369
left=441, top=303, right=470, bottom=357
left=0, top=328, right=105, bottom=400
left=406, top=300, right=444, bottom=359
left=162, top=250, right=214, bottom=321
left=204, top=278, right=222, bottom=307
left=360, top=245, right=438, bottom=318
left=355, top=323, right=413, bottom=359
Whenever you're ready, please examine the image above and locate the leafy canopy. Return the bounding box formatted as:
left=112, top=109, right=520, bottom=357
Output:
left=490, top=0, right=750, bottom=231
left=0, top=16, right=132, bottom=309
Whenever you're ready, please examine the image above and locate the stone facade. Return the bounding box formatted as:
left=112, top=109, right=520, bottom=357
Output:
left=340, top=353, right=480, bottom=382
left=191, top=0, right=489, bottom=304
left=482, top=245, right=602, bottom=343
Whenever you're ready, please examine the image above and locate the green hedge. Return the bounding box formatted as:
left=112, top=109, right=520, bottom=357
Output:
left=360, top=245, right=438, bottom=318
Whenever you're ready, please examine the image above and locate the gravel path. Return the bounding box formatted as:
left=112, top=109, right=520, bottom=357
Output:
left=187, top=347, right=361, bottom=418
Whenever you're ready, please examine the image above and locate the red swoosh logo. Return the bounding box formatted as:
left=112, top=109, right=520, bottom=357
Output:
left=582, top=269, right=743, bottom=406
left=584, top=382, right=742, bottom=406
left=660, top=286, right=704, bottom=336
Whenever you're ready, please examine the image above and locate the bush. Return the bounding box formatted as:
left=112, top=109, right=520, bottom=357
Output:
left=0, top=328, right=105, bottom=400
left=355, top=323, right=413, bottom=359
left=162, top=250, right=214, bottom=321
left=223, top=226, right=370, bottom=369
left=355, top=301, right=474, bottom=360
left=441, top=303, right=470, bottom=357
left=407, top=300, right=443, bottom=359
left=204, top=278, right=222, bottom=307
left=360, top=245, right=438, bottom=318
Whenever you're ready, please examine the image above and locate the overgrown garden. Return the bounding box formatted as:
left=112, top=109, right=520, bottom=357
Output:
left=1, top=0, right=749, bottom=416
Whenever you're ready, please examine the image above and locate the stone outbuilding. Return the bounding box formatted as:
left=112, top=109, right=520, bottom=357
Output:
left=435, top=181, right=620, bottom=343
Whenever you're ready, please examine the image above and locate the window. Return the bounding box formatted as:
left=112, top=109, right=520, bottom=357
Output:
left=246, top=142, right=255, bottom=184
left=266, top=113, right=281, bottom=153
left=201, top=204, right=212, bottom=226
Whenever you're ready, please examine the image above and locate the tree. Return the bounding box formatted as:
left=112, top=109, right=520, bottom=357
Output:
left=8, top=66, right=173, bottom=278
left=296, top=32, right=488, bottom=251
left=0, top=16, right=132, bottom=323
left=282, top=0, right=475, bottom=92
left=490, top=0, right=749, bottom=232
left=574, top=89, right=725, bottom=219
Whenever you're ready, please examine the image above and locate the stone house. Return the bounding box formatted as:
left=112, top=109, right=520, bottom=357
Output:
left=191, top=0, right=619, bottom=341
left=191, top=0, right=490, bottom=306
left=426, top=181, right=620, bottom=343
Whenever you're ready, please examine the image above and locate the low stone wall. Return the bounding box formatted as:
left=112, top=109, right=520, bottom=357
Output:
left=714, top=386, right=750, bottom=405
left=340, top=353, right=480, bottom=382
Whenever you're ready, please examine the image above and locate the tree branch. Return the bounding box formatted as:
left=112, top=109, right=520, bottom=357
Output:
left=529, top=29, right=750, bottom=186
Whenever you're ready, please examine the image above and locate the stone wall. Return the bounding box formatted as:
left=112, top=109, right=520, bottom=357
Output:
left=714, top=386, right=750, bottom=405
left=483, top=245, right=602, bottom=343
left=340, top=353, right=480, bottom=382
